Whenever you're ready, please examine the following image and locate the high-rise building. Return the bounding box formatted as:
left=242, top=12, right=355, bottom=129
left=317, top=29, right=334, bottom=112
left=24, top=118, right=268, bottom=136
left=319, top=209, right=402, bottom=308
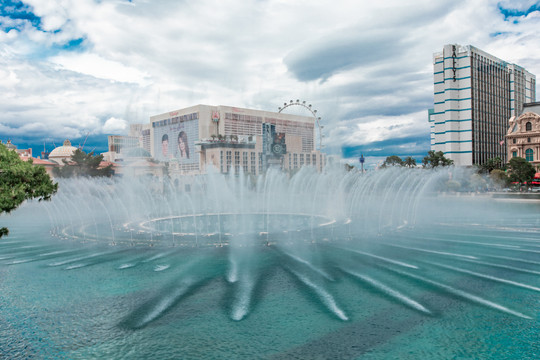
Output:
left=107, top=135, right=139, bottom=154
left=129, top=123, right=151, bottom=153
left=149, top=104, right=326, bottom=177
left=429, top=44, right=536, bottom=166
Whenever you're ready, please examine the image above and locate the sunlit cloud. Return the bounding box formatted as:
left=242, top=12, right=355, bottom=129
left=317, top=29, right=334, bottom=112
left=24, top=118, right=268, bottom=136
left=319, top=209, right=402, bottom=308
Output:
left=51, top=53, right=151, bottom=85
left=102, top=117, right=128, bottom=134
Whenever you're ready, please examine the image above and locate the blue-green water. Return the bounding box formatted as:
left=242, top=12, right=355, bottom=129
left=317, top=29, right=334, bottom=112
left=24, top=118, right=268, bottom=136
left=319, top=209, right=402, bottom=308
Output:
left=1, top=199, right=539, bottom=359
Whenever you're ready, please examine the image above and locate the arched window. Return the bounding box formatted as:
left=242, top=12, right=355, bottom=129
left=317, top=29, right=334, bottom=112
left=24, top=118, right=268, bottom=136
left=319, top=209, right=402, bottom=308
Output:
left=525, top=148, right=534, bottom=162
left=525, top=122, right=532, bottom=131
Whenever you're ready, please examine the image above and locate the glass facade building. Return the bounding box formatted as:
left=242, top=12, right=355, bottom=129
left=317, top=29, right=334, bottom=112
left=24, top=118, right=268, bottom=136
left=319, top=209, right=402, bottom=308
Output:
left=429, top=44, right=536, bottom=166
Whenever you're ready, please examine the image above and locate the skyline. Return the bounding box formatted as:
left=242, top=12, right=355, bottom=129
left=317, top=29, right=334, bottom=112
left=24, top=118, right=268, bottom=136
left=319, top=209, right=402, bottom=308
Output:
left=1, top=0, right=540, bottom=168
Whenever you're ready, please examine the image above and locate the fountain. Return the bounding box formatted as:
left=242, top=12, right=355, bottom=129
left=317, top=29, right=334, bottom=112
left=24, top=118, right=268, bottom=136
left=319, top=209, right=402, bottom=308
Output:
left=1, top=166, right=538, bottom=359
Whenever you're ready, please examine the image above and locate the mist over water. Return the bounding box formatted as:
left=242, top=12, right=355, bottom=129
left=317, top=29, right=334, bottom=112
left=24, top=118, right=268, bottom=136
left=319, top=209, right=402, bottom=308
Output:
left=1, top=166, right=539, bottom=359
left=43, top=166, right=449, bottom=246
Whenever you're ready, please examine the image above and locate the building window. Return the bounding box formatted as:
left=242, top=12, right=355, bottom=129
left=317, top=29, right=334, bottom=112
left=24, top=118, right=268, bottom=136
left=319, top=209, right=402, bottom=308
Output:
left=235, top=151, right=240, bottom=173
left=300, top=154, right=304, bottom=167
left=513, top=138, right=516, bottom=144
left=525, top=122, right=532, bottom=131
left=258, top=152, right=263, bottom=173
left=525, top=148, right=534, bottom=162
left=528, top=137, right=531, bottom=143
left=242, top=152, right=248, bottom=173
left=226, top=151, right=232, bottom=173
left=250, top=152, right=256, bottom=174
left=512, top=151, right=517, bottom=158
left=220, top=151, right=224, bottom=173
left=293, top=154, right=298, bottom=168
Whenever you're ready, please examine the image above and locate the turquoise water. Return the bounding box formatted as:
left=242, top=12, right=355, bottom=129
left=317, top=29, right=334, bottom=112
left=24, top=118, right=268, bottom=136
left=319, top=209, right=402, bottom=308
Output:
left=1, top=199, right=539, bottom=359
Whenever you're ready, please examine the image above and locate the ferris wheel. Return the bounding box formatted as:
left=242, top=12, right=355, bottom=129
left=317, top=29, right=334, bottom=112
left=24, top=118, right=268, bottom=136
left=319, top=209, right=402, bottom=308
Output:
left=278, top=99, right=324, bottom=150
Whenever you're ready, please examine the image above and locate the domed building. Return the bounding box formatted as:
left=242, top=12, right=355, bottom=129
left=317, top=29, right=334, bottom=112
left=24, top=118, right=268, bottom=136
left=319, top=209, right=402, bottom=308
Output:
left=48, top=139, right=78, bottom=165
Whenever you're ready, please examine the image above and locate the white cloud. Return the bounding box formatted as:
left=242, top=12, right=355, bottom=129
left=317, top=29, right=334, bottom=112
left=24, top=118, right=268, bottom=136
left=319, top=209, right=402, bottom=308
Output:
left=331, top=111, right=430, bottom=147
left=102, top=117, right=128, bottom=134
left=0, top=68, right=19, bottom=88
left=50, top=53, right=151, bottom=85
left=0, top=0, right=539, bottom=156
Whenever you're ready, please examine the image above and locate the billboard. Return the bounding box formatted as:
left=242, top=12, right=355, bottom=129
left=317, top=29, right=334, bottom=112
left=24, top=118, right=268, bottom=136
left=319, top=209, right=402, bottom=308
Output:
left=263, top=123, right=286, bottom=156
left=272, top=132, right=286, bottom=155
left=262, top=123, right=275, bottom=155
left=153, top=113, right=199, bottom=164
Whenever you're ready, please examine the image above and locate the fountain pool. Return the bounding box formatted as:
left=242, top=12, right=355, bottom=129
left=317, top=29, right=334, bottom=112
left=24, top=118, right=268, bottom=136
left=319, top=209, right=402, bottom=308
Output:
left=1, top=167, right=539, bottom=359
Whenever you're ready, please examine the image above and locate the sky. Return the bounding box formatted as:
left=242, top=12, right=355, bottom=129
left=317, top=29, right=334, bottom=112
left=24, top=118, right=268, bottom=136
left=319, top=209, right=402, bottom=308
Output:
left=1, top=0, right=540, bottom=168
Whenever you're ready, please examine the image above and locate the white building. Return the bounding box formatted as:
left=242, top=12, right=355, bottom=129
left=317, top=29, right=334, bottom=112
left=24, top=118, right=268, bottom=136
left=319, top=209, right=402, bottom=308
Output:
left=429, top=44, right=536, bottom=166
left=149, top=104, right=325, bottom=177
left=48, top=139, right=78, bottom=165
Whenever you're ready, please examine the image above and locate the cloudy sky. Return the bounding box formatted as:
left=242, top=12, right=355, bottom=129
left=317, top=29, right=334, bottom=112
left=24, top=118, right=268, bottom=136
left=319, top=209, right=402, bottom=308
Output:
left=1, top=0, right=539, bottom=167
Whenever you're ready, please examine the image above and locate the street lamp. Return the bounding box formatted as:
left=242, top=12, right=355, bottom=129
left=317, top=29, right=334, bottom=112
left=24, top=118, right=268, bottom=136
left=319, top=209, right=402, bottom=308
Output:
left=359, top=154, right=365, bottom=173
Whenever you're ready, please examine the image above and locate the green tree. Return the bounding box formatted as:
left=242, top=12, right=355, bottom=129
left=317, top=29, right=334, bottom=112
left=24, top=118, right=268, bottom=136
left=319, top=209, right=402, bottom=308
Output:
left=478, top=157, right=505, bottom=174
left=490, top=169, right=509, bottom=189
left=403, top=156, right=417, bottom=168
left=422, top=151, right=454, bottom=168
left=469, top=173, right=487, bottom=192
left=53, top=149, right=113, bottom=177
left=381, top=155, right=404, bottom=168
left=1, top=143, right=58, bottom=238
left=507, top=157, right=535, bottom=186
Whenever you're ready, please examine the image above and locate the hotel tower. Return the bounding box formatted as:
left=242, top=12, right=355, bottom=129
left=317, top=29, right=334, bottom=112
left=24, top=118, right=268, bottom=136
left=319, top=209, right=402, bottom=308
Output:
left=429, top=44, right=536, bottom=166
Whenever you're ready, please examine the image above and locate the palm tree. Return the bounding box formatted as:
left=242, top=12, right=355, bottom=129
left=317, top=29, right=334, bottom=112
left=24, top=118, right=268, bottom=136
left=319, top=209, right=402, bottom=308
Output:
left=404, top=156, right=416, bottom=168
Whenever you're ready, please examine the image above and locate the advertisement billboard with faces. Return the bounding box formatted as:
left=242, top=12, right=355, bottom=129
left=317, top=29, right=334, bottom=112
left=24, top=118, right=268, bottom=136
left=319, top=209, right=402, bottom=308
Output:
left=153, top=112, right=199, bottom=164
